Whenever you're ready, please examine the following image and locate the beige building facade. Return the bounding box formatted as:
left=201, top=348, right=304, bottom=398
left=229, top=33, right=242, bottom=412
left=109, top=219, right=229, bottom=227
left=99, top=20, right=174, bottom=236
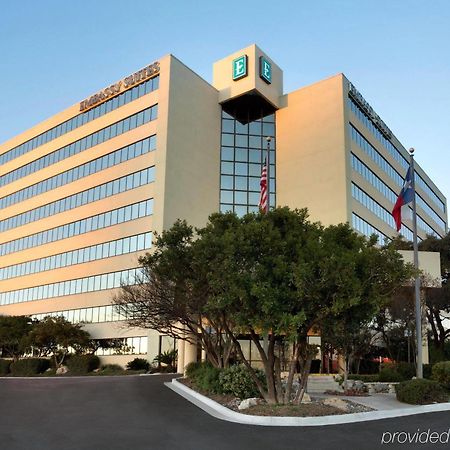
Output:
left=0, top=45, right=447, bottom=367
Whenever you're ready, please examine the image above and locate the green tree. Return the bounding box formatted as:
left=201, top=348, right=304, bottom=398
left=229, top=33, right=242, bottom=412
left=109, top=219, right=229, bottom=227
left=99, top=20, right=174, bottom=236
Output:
left=28, top=316, right=90, bottom=367
left=202, top=211, right=413, bottom=404
left=114, top=208, right=413, bottom=405
left=0, top=315, right=33, bottom=360
left=113, top=220, right=235, bottom=368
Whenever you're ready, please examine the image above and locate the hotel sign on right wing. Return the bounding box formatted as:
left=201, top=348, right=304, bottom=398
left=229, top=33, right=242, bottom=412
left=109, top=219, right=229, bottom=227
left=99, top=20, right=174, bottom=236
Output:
left=259, top=56, right=272, bottom=84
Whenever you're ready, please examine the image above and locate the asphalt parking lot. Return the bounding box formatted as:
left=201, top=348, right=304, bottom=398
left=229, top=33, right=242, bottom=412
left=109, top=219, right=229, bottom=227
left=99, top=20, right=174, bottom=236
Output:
left=0, top=375, right=448, bottom=450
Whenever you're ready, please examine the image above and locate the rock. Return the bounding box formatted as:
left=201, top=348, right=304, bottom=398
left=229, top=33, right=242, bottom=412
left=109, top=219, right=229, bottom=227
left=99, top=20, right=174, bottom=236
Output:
left=354, top=380, right=365, bottom=392
left=368, top=385, right=376, bottom=394
left=301, top=393, right=312, bottom=404
left=56, top=365, right=69, bottom=375
left=323, top=397, right=349, bottom=412
left=388, top=384, right=397, bottom=394
left=345, top=380, right=356, bottom=390
left=238, top=398, right=259, bottom=411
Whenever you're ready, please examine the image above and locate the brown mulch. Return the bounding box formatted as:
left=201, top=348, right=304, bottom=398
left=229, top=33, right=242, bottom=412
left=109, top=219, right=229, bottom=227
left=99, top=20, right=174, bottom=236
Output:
left=239, top=403, right=345, bottom=417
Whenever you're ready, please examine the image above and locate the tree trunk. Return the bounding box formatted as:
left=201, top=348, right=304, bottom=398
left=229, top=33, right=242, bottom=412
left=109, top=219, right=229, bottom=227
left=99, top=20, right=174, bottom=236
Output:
left=294, top=356, right=312, bottom=405
left=284, top=342, right=300, bottom=404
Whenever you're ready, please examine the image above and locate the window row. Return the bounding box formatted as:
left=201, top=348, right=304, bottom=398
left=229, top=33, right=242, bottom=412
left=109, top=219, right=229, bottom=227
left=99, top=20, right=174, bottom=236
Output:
left=0, top=76, right=159, bottom=167
left=221, top=147, right=275, bottom=165
left=351, top=182, right=414, bottom=241
left=0, top=232, right=152, bottom=281
left=220, top=161, right=276, bottom=179
left=95, top=336, right=148, bottom=356
left=351, top=154, right=446, bottom=233
left=352, top=213, right=388, bottom=245
left=0, top=165, right=155, bottom=234
left=0, top=197, right=154, bottom=257
left=221, top=133, right=276, bottom=149
left=220, top=190, right=276, bottom=206
left=417, top=215, right=441, bottom=238
left=221, top=118, right=275, bottom=137
left=349, top=124, right=445, bottom=213
left=220, top=175, right=275, bottom=193
left=0, top=105, right=158, bottom=188
left=32, top=304, right=126, bottom=324
left=0, top=267, right=142, bottom=306
left=349, top=97, right=405, bottom=167
left=0, top=135, right=156, bottom=212
left=219, top=200, right=275, bottom=217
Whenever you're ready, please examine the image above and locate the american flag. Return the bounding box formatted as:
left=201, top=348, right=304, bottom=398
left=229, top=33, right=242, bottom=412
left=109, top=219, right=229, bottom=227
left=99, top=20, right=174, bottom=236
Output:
left=259, top=158, right=268, bottom=213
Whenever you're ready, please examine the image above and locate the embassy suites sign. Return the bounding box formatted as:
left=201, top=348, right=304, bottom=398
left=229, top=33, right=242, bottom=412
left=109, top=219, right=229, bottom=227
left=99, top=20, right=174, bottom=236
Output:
left=79, top=61, right=160, bottom=112
left=348, top=82, right=392, bottom=140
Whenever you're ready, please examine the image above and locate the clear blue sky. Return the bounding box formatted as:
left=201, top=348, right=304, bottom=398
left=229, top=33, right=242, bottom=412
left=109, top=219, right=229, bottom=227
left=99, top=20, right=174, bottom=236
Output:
left=1, top=0, right=449, bottom=219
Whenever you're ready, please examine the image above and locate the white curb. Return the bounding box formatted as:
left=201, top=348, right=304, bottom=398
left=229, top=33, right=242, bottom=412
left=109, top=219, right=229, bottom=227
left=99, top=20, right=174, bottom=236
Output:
left=165, top=378, right=450, bottom=427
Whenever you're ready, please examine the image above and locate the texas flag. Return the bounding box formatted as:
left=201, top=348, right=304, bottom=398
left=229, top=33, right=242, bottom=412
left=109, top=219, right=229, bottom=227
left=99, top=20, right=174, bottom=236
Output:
left=392, top=166, right=414, bottom=231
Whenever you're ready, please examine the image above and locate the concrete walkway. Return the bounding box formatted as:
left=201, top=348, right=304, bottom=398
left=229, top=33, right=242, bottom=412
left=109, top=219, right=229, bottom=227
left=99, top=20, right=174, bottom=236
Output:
left=314, top=393, right=417, bottom=411
left=341, top=393, right=417, bottom=411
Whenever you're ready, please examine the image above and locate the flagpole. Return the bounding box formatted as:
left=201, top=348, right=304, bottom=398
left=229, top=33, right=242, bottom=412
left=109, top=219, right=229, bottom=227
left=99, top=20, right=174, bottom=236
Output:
left=265, top=136, right=271, bottom=213
left=410, top=148, right=423, bottom=379
left=261, top=136, right=272, bottom=355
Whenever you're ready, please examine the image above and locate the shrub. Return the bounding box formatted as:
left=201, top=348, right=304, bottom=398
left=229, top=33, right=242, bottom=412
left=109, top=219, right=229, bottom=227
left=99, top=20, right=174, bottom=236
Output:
left=378, top=367, right=404, bottom=382
left=185, top=361, right=222, bottom=394
left=153, top=350, right=177, bottom=368
left=126, top=358, right=150, bottom=371
left=0, top=359, right=11, bottom=375
left=423, top=364, right=433, bottom=379
left=99, top=364, right=124, bottom=375
left=219, top=365, right=265, bottom=399
left=432, top=361, right=450, bottom=389
left=395, top=362, right=415, bottom=380
left=185, top=361, right=204, bottom=379
left=353, top=359, right=380, bottom=375
left=348, top=374, right=379, bottom=383
left=195, top=364, right=222, bottom=394
left=66, top=355, right=100, bottom=374
left=10, top=358, right=50, bottom=376
left=396, top=379, right=448, bottom=405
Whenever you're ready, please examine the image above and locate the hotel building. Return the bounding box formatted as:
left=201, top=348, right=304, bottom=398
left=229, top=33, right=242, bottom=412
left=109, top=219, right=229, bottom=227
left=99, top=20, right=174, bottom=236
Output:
left=0, top=45, right=446, bottom=366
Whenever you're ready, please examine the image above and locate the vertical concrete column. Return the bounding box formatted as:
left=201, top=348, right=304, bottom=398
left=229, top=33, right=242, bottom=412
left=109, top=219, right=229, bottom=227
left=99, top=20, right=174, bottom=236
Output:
left=147, top=330, right=160, bottom=362
left=177, top=339, right=185, bottom=374
left=337, top=355, right=345, bottom=374
left=422, top=334, right=430, bottom=364
left=183, top=338, right=197, bottom=373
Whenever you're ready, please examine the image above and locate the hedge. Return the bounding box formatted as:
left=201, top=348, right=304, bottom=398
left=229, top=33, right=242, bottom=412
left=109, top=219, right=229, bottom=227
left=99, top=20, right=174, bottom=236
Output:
left=432, top=361, right=450, bottom=389
left=10, top=358, right=50, bottom=376
left=219, top=365, right=264, bottom=399
left=185, top=361, right=222, bottom=394
left=126, top=358, right=150, bottom=371
left=66, top=355, right=100, bottom=374
left=0, top=359, right=11, bottom=376
left=396, top=379, right=448, bottom=405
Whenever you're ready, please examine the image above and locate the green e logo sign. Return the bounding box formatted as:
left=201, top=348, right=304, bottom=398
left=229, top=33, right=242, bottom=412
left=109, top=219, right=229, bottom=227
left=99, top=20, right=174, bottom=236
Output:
left=259, top=56, right=272, bottom=84
left=232, top=55, right=248, bottom=81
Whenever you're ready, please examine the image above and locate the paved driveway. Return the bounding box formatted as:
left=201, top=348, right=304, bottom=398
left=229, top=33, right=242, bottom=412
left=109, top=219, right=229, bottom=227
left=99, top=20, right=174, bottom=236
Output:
left=0, top=375, right=448, bottom=450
